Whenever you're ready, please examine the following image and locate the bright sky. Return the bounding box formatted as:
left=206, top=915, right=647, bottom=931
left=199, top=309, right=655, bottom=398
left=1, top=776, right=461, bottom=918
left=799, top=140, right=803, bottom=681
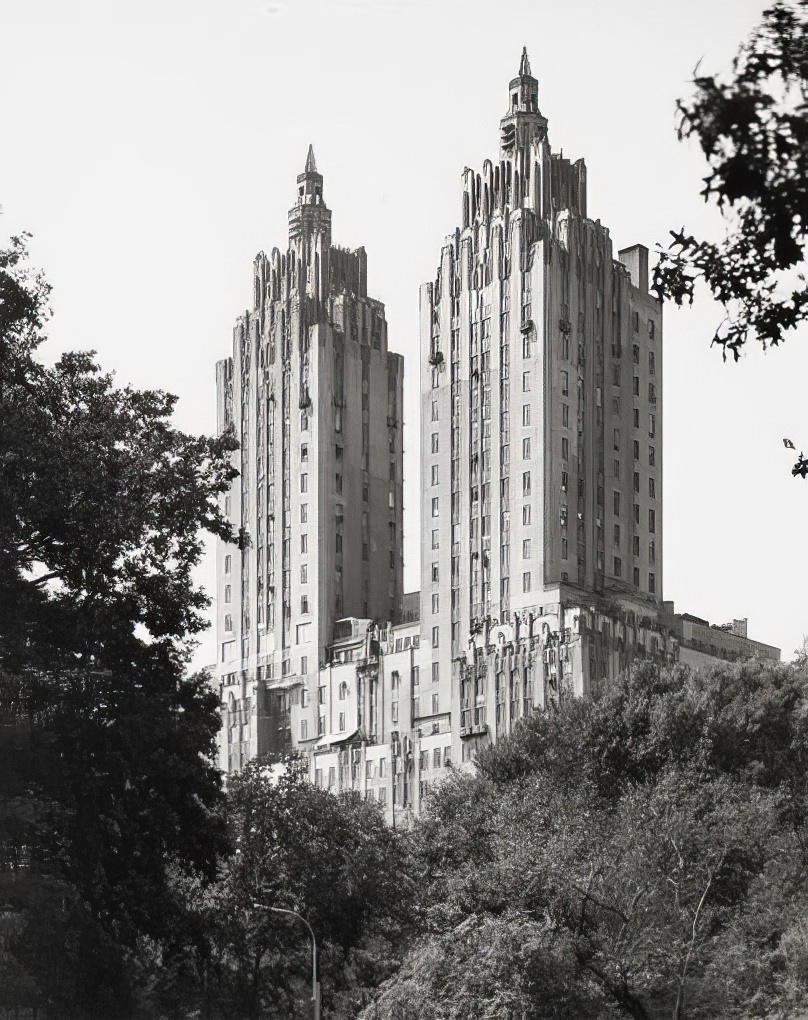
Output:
left=3, top=0, right=805, bottom=667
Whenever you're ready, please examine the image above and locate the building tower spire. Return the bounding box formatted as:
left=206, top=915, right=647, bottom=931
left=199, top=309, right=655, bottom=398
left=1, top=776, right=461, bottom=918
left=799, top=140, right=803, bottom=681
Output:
left=297, top=143, right=324, bottom=207
left=519, top=45, right=531, bottom=77
left=508, top=46, right=539, bottom=114
left=500, top=47, right=545, bottom=160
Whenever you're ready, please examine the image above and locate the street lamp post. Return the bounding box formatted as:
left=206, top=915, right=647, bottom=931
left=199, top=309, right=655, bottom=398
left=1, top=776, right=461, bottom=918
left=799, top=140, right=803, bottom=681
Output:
left=253, top=902, right=320, bottom=1020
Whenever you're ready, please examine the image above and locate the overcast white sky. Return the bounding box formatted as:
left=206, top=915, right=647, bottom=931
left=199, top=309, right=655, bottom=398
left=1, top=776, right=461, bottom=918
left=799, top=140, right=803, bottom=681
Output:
left=3, top=0, right=806, bottom=666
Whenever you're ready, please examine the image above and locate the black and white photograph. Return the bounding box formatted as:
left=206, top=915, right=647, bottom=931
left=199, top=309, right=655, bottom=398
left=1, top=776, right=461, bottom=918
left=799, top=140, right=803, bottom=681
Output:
left=2, top=0, right=808, bottom=1016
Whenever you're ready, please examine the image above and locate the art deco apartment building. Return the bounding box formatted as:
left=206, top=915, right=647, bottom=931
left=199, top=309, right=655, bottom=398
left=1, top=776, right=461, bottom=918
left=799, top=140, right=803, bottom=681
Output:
left=419, top=49, right=670, bottom=764
left=215, top=149, right=404, bottom=773
left=214, top=54, right=778, bottom=813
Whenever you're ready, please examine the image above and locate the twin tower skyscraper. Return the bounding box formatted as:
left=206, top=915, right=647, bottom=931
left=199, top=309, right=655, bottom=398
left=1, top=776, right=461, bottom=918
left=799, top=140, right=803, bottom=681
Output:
left=215, top=50, right=667, bottom=796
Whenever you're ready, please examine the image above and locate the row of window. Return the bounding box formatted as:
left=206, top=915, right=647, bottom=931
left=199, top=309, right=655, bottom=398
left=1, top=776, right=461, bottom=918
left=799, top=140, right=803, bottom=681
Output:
left=612, top=560, right=657, bottom=591
left=420, top=747, right=451, bottom=770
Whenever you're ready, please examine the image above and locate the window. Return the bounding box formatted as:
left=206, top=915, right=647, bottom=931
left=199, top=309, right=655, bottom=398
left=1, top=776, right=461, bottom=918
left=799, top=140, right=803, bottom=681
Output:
left=523, top=572, right=531, bottom=593
left=561, top=538, right=568, bottom=559
left=300, top=533, right=308, bottom=554
left=224, top=614, right=233, bottom=631
left=318, top=715, right=325, bottom=736
left=649, top=572, right=656, bottom=594
left=431, top=399, right=439, bottom=421
left=649, top=508, right=656, bottom=533
left=224, top=585, right=231, bottom=603
left=522, top=504, right=531, bottom=526
left=318, top=685, right=326, bottom=705
left=633, top=471, right=640, bottom=492
left=562, top=404, right=569, bottom=428
left=649, top=445, right=656, bottom=467
left=633, top=344, right=640, bottom=364
left=633, top=566, right=640, bottom=586
left=431, top=464, right=439, bottom=485
left=432, top=693, right=440, bottom=715
left=523, top=471, right=531, bottom=496
left=391, top=701, right=399, bottom=724
left=224, top=554, right=231, bottom=573
left=633, top=375, right=640, bottom=396
left=522, top=334, right=531, bottom=358
left=649, top=414, right=656, bottom=438
left=336, top=473, right=343, bottom=494
left=649, top=540, right=656, bottom=564
left=300, top=719, right=308, bottom=739
left=561, top=370, right=569, bottom=396
left=523, top=538, right=531, bottom=559
left=432, top=562, right=439, bottom=582
left=301, top=564, right=308, bottom=584
left=633, top=312, right=640, bottom=332
left=431, top=529, right=439, bottom=549
left=301, top=443, right=308, bottom=462
left=613, top=459, right=620, bottom=479
left=301, top=410, right=309, bottom=431
left=613, top=491, right=620, bottom=515
left=301, top=595, right=309, bottom=614
left=522, top=436, right=531, bottom=459
left=614, top=556, right=622, bottom=577
left=562, top=437, right=569, bottom=460
left=561, top=333, right=570, bottom=359
left=648, top=383, right=656, bottom=403
left=614, top=523, right=621, bottom=546
left=612, top=397, right=620, bottom=416
left=431, top=497, right=439, bottom=517
left=300, top=656, right=307, bottom=674
left=432, top=661, right=439, bottom=684
left=432, top=626, right=439, bottom=648
left=300, top=473, right=308, bottom=493
left=648, top=319, right=656, bottom=339
left=613, top=428, right=620, bottom=451
left=633, top=408, right=640, bottom=429
left=612, top=363, right=621, bottom=386
left=562, top=470, right=568, bottom=491
left=432, top=593, right=439, bottom=614
left=522, top=371, right=531, bottom=392
left=431, top=432, right=439, bottom=454
left=633, top=440, right=640, bottom=461
left=301, top=504, right=308, bottom=523
left=649, top=351, right=655, bottom=375
left=633, top=503, right=640, bottom=523
left=633, top=535, right=640, bottom=556
left=649, top=477, right=656, bottom=498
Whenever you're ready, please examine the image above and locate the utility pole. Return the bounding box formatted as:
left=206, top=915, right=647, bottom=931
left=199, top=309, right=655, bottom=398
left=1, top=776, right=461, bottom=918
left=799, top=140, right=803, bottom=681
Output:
left=253, top=903, right=320, bottom=1019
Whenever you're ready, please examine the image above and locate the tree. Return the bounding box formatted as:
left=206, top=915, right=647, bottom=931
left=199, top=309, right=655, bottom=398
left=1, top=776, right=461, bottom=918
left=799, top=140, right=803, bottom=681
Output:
left=365, top=659, right=808, bottom=1018
left=201, top=758, right=416, bottom=1020
left=0, top=232, right=238, bottom=1016
left=653, top=1, right=808, bottom=476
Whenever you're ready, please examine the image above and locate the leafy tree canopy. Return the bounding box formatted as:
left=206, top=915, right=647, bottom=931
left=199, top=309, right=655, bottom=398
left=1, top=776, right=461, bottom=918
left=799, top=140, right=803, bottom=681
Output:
left=365, top=659, right=808, bottom=1020
left=196, top=757, right=417, bottom=1020
left=653, top=0, right=808, bottom=366
left=0, top=232, right=238, bottom=1017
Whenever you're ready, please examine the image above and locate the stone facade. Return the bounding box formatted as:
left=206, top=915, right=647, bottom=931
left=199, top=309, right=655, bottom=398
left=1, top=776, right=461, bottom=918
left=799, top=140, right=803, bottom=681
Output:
left=419, top=49, right=668, bottom=769
left=214, top=52, right=779, bottom=813
left=215, top=148, right=404, bottom=774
